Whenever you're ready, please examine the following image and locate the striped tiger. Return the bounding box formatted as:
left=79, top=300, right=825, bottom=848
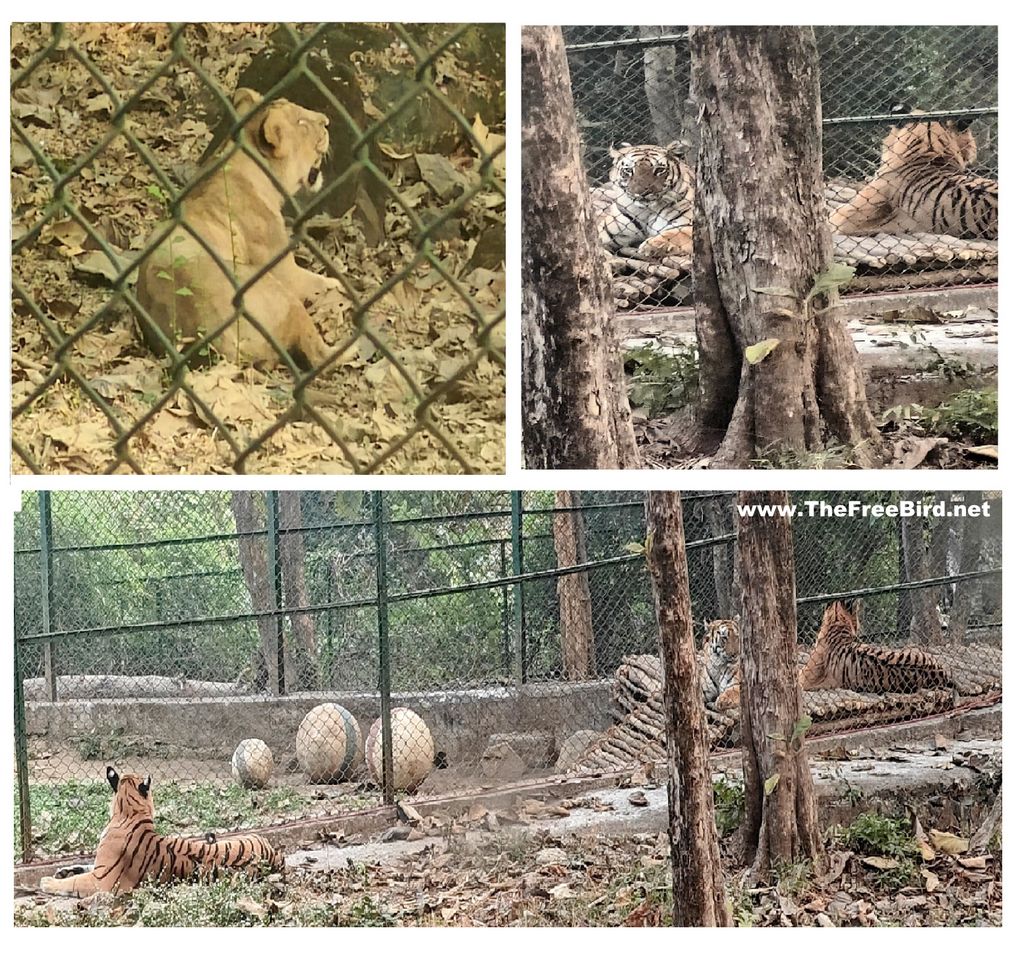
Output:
left=38, top=767, right=283, bottom=897
left=699, top=617, right=741, bottom=711
left=799, top=600, right=953, bottom=694
left=593, top=141, right=694, bottom=259
left=830, top=106, right=997, bottom=240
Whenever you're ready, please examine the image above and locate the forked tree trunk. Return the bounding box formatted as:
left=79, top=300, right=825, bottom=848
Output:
left=554, top=490, right=596, bottom=678
left=522, top=26, right=640, bottom=469
left=735, top=490, right=823, bottom=881
left=230, top=491, right=281, bottom=692
left=278, top=493, right=319, bottom=691
left=689, top=27, right=878, bottom=468
left=645, top=491, right=730, bottom=926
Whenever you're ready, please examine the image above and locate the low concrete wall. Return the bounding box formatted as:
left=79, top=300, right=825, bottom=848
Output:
left=25, top=681, right=615, bottom=764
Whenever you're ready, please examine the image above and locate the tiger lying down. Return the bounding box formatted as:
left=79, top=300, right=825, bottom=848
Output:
left=39, top=767, right=283, bottom=897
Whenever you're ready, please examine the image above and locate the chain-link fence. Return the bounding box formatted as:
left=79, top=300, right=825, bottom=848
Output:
left=13, top=490, right=1001, bottom=862
left=564, top=25, right=997, bottom=311
left=12, top=23, right=506, bottom=475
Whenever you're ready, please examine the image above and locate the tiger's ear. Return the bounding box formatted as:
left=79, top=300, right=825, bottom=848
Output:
left=889, top=101, right=913, bottom=116
left=665, top=139, right=690, bottom=157
left=609, top=142, right=632, bottom=158
left=106, top=766, right=119, bottom=791
left=139, top=776, right=152, bottom=798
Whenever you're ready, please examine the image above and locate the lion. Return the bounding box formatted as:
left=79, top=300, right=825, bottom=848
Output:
left=136, top=87, right=341, bottom=368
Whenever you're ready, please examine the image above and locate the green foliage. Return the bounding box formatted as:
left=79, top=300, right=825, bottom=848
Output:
left=926, top=388, right=997, bottom=443
left=18, top=778, right=346, bottom=860
left=623, top=344, right=699, bottom=419
left=835, top=812, right=916, bottom=858
left=770, top=859, right=812, bottom=897
left=713, top=776, right=744, bottom=836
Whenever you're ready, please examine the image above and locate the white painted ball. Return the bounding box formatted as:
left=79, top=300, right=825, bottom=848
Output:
left=231, top=738, right=274, bottom=789
left=296, top=703, right=363, bottom=783
left=365, top=707, right=435, bottom=793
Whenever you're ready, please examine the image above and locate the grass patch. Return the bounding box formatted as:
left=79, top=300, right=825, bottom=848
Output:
left=16, top=778, right=371, bottom=860
left=830, top=811, right=920, bottom=892
left=713, top=776, right=744, bottom=837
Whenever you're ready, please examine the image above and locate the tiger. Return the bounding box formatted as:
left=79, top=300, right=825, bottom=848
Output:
left=830, top=106, right=997, bottom=240
left=38, top=767, right=283, bottom=897
left=799, top=600, right=953, bottom=694
left=593, top=141, right=695, bottom=259
left=698, top=617, right=741, bottom=711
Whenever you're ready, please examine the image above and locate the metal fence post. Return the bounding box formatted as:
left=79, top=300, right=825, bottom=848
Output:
left=14, top=631, right=33, bottom=861
left=266, top=491, right=286, bottom=697
left=38, top=490, right=57, bottom=702
left=372, top=491, right=395, bottom=805
left=511, top=491, right=526, bottom=684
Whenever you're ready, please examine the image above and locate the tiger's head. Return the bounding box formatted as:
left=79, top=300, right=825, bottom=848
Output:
left=233, top=87, right=331, bottom=197
left=817, top=599, right=860, bottom=642
left=881, top=105, right=978, bottom=171
left=106, top=766, right=155, bottom=820
left=609, top=141, right=693, bottom=199
left=702, top=617, right=740, bottom=658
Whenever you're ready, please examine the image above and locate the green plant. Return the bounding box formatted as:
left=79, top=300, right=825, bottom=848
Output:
left=770, top=858, right=812, bottom=897
left=835, top=811, right=916, bottom=857
left=884, top=387, right=997, bottom=444
left=624, top=343, right=699, bottom=418
left=713, top=776, right=744, bottom=836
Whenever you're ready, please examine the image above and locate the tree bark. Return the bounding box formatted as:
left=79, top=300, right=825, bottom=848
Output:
left=947, top=491, right=985, bottom=644
left=230, top=491, right=280, bottom=692
left=645, top=491, right=730, bottom=926
left=735, top=490, right=823, bottom=881
left=522, top=26, right=640, bottom=469
left=901, top=492, right=941, bottom=645
left=554, top=490, right=596, bottom=678
left=689, top=26, right=878, bottom=468
left=278, top=493, right=319, bottom=691
left=641, top=26, right=681, bottom=145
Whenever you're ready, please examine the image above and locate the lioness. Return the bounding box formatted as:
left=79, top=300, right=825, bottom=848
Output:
left=136, top=87, right=340, bottom=368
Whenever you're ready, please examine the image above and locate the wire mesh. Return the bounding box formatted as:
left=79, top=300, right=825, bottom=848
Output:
left=563, top=25, right=997, bottom=312
left=11, top=23, right=506, bottom=474
left=13, top=490, right=1001, bottom=863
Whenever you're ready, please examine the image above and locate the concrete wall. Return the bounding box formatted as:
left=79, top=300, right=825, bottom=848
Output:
left=26, top=681, right=616, bottom=765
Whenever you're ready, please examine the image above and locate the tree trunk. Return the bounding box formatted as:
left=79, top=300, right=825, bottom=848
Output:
left=947, top=491, right=985, bottom=644
left=554, top=490, right=596, bottom=678
left=641, top=26, right=681, bottom=145
left=706, top=494, right=735, bottom=617
left=901, top=493, right=941, bottom=645
left=645, top=491, right=730, bottom=927
left=522, top=26, right=640, bottom=469
left=735, top=490, right=823, bottom=881
left=230, top=491, right=280, bottom=692
left=689, top=26, right=878, bottom=468
left=278, top=493, right=319, bottom=691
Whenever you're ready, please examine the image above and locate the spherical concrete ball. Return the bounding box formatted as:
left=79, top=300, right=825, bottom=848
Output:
left=296, top=703, right=363, bottom=783
left=231, top=738, right=274, bottom=789
left=365, top=707, right=435, bottom=793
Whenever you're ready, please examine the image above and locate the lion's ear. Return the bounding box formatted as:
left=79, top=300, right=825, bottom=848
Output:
left=232, top=87, right=263, bottom=115
left=259, top=111, right=288, bottom=157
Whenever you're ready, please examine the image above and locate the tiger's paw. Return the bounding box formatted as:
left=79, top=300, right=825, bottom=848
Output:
left=638, top=226, right=693, bottom=260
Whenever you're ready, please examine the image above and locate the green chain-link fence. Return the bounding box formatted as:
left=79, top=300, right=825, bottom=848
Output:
left=13, top=490, right=1001, bottom=862
left=564, top=25, right=997, bottom=311
left=12, top=23, right=506, bottom=474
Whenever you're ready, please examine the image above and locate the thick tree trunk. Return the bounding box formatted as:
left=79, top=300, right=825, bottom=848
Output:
left=278, top=493, right=319, bottom=691
left=522, top=26, right=640, bottom=469
left=735, top=490, right=823, bottom=881
left=689, top=27, right=878, bottom=468
left=554, top=490, right=596, bottom=678
left=641, top=26, right=681, bottom=145
left=230, top=491, right=280, bottom=692
left=645, top=491, right=730, bottom=927
left=947, top=491, right=985, bottom=644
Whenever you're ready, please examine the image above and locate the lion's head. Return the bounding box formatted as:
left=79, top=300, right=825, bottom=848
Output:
left=233, top=87, right=330, bottom=196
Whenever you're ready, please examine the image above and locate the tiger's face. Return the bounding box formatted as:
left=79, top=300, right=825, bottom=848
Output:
left=703, top=618, right=740, bottom=658
left=609, top=141, right=692, bottom=199
left=881, top=112, right=978, bottom=171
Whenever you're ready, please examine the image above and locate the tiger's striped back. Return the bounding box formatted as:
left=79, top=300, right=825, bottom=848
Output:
left=39, top=767, right=283, bottom=897
left=830, top=109, right=997, bottom=240
left=699, top=618, right=741, bottom=710
left=595, top=142, right=694, bottom=257
left=799, top=600, right=952, bottom=694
